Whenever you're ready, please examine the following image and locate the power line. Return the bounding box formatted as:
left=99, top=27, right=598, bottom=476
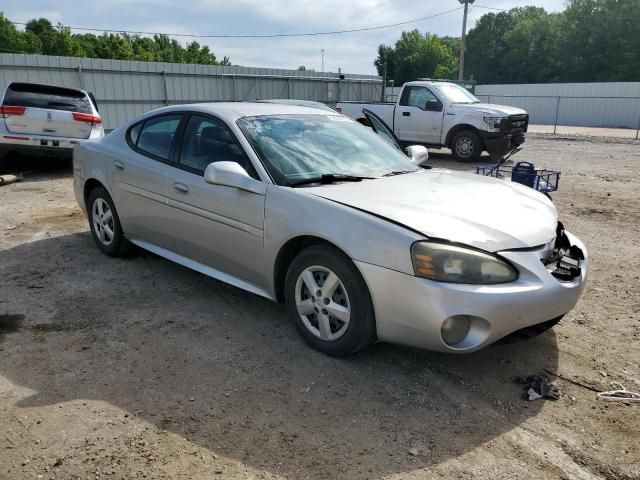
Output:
left=474, top=4, right=507, bottom=11
left=10, top=6, right=463, bottom=39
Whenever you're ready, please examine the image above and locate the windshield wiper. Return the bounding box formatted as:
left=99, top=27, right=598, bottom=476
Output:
left=382, top=170, right=415, bottom=177
left=289, top=174, right=374, bottom=187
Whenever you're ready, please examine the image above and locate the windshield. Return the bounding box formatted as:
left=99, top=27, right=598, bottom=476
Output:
left=237, top=114, right=417, bottom=185
left=433, top=83, right=480, bottom=104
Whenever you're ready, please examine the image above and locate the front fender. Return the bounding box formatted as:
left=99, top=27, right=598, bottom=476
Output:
left=263, top=185, right=424, bottom=294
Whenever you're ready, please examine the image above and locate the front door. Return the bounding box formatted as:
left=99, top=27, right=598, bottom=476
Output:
left=363, top=108, right=404, bottom=151
left=394, top=85, right=444, bottom=144
left=166, top=114, right=268, bottom=287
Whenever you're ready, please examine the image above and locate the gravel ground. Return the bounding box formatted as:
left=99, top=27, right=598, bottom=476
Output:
left=0, top=135, right=639, bottom=480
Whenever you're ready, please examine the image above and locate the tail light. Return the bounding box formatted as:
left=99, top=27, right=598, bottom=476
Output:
left=335, top=107, right=342, bottom=113
left=72, top=112, right=102, bottom=125
left=0, top=106, right=26, bottom=117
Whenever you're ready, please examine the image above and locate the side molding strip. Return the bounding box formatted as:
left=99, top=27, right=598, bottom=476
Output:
left=127, top=237, right=275, bottom=301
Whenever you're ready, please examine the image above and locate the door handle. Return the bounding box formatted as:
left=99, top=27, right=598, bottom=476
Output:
left=114, top=161, right=125, bottom=170
left=402, top=112, right=410, bottom=117
left=173, top=182, right=189, bottom=194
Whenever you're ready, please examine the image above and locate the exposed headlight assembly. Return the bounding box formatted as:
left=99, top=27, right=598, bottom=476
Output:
left=483, top=116, right=504, bottom=132
left=411, top=241, right=518, bottom=284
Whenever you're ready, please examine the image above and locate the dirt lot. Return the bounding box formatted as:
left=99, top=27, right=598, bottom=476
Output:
left=1, top=135, right=639, bottom=480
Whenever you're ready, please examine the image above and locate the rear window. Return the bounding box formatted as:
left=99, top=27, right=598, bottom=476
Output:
left=3, top=83, right=93, bottom=114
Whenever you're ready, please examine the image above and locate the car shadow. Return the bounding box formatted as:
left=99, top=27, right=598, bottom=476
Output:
left=425, top=149, right=497, bottom=172
left=0, top=153, right=72, bottom=178
left=0, top=232, right=559, bottom=479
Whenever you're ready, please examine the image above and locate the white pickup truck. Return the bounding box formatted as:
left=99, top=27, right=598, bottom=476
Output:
left=337, top=80, right=529, bottom=162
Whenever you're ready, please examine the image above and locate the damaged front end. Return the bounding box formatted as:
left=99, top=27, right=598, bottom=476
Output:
left=541, top=222, right=585, bottom=281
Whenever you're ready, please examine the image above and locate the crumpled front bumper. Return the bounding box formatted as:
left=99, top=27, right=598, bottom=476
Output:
left=356, top=231, right=588, bottom=353
left=481, top=131, right=526, bottom=156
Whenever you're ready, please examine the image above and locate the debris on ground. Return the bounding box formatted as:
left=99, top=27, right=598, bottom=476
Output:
left=597, top=383, right=640, bottom=403
left=514, top=375, right=561, bottom=401
left=0, top=174, right=22, bottom=186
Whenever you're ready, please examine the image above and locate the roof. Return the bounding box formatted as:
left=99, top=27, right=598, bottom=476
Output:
left=143, top=102, right=338, bottom=122
left=404, top=80, right=456, bottom=88
left=256, top=99, right=336, bottom=112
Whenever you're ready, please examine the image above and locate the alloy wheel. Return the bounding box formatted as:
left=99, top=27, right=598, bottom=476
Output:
left=92, top=198, right=115, bottom=246
left=294, top=265, right=351, bottom=341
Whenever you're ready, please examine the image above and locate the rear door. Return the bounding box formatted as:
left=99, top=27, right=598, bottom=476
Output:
left=2, top=83, right=97, bottom=139
left=394, top=85, right=443, bottom=144
left=113, top=113, right=184, bottom=249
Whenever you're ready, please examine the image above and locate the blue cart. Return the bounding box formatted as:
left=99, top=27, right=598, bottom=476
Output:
left=475, top=161, right=560, bottom=193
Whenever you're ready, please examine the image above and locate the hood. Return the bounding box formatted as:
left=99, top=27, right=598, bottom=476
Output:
left=309, top=169, right=557, bottom=252
left=454, top=103, right=527, bottom=116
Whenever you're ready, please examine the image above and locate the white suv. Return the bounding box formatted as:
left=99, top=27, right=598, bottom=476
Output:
left=0, top=82, right=104, bottom=170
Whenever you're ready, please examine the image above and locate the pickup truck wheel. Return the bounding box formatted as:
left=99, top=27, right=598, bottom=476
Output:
left=452, top=130, right=482, bottom=162
left=284, top=245, right=376, bottom=357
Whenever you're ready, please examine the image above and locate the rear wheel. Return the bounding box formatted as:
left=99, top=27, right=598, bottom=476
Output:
left=284, top=245, right=376, bottom=357
left=452, top=130, right=482, bottom=162
left=0, top=154, right=9, bottom=173
left=87, top=186, right=132, bottom=257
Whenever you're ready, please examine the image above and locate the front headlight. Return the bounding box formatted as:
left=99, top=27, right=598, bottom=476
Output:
left=411, top=241, right=518, bottom=284
left=483, top=116, right=504, bottom=132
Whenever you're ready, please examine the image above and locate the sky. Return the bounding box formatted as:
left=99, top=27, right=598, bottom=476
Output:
left=3, top=0, right=565, bottom=75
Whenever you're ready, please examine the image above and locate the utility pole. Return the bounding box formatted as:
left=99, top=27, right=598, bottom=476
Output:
left=381, top=62, right=387, bottom=102
left=458, top=0, right=475, bottom=81
left=321, top=49, right=325, bottom=73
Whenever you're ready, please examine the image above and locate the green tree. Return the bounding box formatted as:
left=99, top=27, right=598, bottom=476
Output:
left=0, top=13, right=41, bottom=53
left=94, top=33, right=134, bottom=60
left=1, top=11, right=230, bottom=66
left=558, top=0, right=640, bottom=81
left=462, top=0, right=640, bottom=84
left=373, top=45, right=397, bottom=82
left=374, top=30, right=457, bottom=85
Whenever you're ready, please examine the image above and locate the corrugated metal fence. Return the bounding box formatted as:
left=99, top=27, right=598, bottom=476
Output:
left=0, top=54, right=382, bottom=130
left=475, top=82, right=640, bottom=134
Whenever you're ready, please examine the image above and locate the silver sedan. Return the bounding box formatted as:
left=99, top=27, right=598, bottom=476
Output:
left=73, top=103, right=587, bottom=356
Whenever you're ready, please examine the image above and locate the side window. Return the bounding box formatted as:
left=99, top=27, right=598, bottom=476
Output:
left=179, top=115, right=254, bottom=176
left=128, top=122, right=142, bottom=145
left=136, top=114, right=182, bottom=160
left=402, top=87, right=439, bottom=109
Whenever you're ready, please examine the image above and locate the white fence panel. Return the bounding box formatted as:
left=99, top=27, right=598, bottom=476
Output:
left=0, top=54, right=382, bottom=130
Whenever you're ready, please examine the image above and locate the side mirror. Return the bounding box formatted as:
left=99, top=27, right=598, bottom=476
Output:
left=425, top=100, right=443, bottom=112
left=406, top=145, right=429, bottom=165
left=204, top=161, right=266, bottom=195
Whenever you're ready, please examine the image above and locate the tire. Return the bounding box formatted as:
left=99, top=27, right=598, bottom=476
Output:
left=284, top=245, right=376, bottom=357
left=0, top=154, right=9, bottom=174
left=452, top=130, right=482, bottom=162
left=87, top=186, right=132, bottom=257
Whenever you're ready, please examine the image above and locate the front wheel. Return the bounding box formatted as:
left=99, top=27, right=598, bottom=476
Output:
left=284, top=245, right=376, bottom=357
left=452, top=130, right=482, bottom=162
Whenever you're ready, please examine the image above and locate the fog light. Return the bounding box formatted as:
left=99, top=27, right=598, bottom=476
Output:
left=441, top=315, right=471, bottom=346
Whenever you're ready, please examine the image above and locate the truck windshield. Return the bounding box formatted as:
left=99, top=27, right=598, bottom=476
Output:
left=434, top=84, right=480, bottom=104
left=237, top=114, right=417, bottom=186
